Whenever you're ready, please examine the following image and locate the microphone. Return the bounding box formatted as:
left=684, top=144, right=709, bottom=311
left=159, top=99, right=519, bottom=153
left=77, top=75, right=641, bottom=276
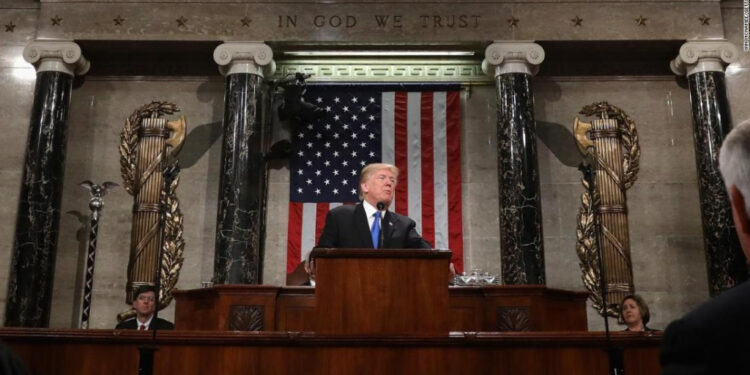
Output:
left=376, top=202, right=385, bottom=248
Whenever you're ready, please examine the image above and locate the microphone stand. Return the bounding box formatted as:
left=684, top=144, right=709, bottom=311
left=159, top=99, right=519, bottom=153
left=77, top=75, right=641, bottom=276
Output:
left=579, top=160, right=623, bottom=375
left=377, top=202, right=386, bottom=248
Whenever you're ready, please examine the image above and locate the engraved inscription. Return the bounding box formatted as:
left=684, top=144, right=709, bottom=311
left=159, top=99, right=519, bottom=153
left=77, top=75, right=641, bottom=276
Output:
left=275, top=14, right=480, bottom=30
left=374, top=15, right=403, bottom=28
left=278, top=15, right=297, bottom=28
left=313, top=15, right=357, bottom=28
left=419, top=15, right=481, bottom=28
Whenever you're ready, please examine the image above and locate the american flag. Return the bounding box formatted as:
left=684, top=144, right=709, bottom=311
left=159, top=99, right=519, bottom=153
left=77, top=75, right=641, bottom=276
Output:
left=286, top=84, right=464, bottom=274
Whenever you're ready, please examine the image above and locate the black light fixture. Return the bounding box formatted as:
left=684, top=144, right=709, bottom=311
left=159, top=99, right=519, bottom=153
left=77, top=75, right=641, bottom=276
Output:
left=277, top=72, right=326, bottom=123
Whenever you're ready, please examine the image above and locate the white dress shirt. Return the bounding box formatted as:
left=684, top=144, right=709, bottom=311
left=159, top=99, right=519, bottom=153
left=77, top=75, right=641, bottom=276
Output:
left=362, top=200, right=385, bottom=229
left=138, top=315, right=153, bottom=330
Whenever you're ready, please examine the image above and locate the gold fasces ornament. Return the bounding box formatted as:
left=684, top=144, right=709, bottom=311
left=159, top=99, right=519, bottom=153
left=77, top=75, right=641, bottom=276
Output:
left=574, top=102, right=640, bottom=319
left=118, top=101, right=186, bottom=322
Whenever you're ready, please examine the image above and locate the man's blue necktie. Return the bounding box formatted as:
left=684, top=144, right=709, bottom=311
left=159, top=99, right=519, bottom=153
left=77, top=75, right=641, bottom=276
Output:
left=371, top=211, right=381, bottom=249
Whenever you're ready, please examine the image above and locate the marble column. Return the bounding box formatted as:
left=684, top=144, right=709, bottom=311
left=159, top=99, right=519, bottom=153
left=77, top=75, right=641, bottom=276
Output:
left=483, top=42, right=546, bottom=285
left=5, top=41, right=89, bottom=327
left=671, top=40, right=747, bottom=296
left=212, top=42, right=275, bottom=284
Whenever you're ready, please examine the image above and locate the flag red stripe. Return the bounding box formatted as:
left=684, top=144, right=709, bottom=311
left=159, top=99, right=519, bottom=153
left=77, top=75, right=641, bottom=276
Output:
left=286, top=202, right=303, bottom=273
left=420, top=92, right=435, bottom=246
left=394, top=91, right=409, bottom=216
left=315, top=203, right=330, bottom=247
left=446, top=90, right=464, bottom=272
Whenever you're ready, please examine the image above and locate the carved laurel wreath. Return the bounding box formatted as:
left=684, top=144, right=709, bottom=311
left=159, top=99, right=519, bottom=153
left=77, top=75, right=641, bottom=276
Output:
left=575, top=102, right=641, bottom=318
left=119, top=101, right=184, bottom=313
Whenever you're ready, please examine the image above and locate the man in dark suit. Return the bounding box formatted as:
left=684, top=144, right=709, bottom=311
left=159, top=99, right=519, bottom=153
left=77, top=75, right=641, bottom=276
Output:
left=115, top=285, right=174, bottom=330
left=660, top=120, right=750, bottom=374
left=0, top=341, right=28, bottom=375
left=317, top=163, right=432, bottom=249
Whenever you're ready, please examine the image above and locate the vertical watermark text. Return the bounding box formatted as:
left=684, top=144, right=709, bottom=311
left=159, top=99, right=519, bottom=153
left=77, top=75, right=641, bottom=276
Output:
left=744, top=0, right=749, bottom=51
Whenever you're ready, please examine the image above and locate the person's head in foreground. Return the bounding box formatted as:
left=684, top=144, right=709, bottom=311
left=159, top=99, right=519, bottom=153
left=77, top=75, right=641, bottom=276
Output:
left=659, top=120, right=750, bottom=374
left=719, top=120, right=750, bottom=263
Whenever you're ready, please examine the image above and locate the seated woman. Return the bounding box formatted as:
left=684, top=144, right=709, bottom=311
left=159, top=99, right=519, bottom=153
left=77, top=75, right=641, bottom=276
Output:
left=620, top=294, right=655, bottom=332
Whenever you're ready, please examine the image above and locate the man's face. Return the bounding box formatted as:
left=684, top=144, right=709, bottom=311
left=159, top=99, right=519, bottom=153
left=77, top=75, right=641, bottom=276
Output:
left=361, top=168, right=396, bottom=207
left=133, top=291, right=156, bottom=318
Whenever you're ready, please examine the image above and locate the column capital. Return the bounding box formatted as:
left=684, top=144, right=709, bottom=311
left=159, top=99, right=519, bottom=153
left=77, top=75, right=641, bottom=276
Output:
left=670, top=40, right=739, bottom=76
left=214, top=42, right=276, bottom=77
left=482, top=41, right=544, bottom=77
left=23, top=40, right=89, bottom=76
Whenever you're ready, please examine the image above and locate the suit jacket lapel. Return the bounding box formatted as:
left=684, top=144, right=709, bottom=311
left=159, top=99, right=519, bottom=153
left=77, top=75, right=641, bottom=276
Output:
left=353, top=203, right=374, bottom=248
left=381, top=211, right=395, bottom=248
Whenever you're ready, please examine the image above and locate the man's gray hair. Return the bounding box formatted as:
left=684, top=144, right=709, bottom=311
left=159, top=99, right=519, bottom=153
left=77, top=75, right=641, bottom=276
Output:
left=719, top=120, right=750, bottom=215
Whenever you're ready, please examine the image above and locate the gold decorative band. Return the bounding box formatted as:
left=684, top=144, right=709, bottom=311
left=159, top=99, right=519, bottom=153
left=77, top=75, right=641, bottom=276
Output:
left=589, top=129, right=621, bottom=139
left=598, top=205, right=627, bottom=214
left=140, top=128, right=171, bottom=138
left=133, top=203, right=161, bottom=212
left=607, top=283, right=634, bottom=292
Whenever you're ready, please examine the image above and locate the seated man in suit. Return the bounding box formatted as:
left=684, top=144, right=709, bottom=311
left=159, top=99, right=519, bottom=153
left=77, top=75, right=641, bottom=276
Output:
left=317, top=163, right=432, bottom=250
left=115, top=285, right=174, bottom=330
left=660, top=120, right=750, bottom=374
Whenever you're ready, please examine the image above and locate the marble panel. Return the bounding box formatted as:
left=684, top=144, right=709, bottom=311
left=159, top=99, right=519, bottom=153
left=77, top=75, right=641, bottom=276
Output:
left=543, top=236, right=584, bottom=291
left=465, top=236, right=502, bottom=277
left=463, top=182, right=500, bottom=240
left=539, top=183, right=582, bottom=238
left=539, top=184, right=561, bottom=238
left=262, top=180, right=291, bottom=285
left=264, top=181, right=291, bottom=230
left=262, top=232, right=289, bottom=287
left=460, top=86, right=496, bottom=193
left=462, top=124, right=497, bottom=185
left=462, top=86, right=496, bottom=135
left=630, top=235, right=708, bottom=295
left=626, top=182, right=702, bottom=236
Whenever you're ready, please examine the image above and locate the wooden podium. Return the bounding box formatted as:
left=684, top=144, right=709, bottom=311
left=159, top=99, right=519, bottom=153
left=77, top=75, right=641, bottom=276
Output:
left=172, top=249, right=589, bottom=332
left=311, top=248, right=452, bottom=333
